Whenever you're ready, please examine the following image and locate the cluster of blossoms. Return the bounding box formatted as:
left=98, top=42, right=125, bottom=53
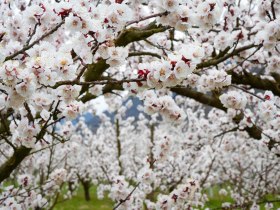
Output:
left=153, top=0, right=222, bottom=30
left=219, top=90, right=247, bottom=110
left=0, top=187, right=47, bottom=210
left=254, top=18, right=280, bottom=50
left=124, top=43, right=205, bottom=97
left=154, top=135, right=172, bottom=162
left=10, top=117, right=40, bottom=148
left=98, top=45, right=129, bottom=67
left=267, top=55, right=280, bottom=74
left=0, top=167, right=68, bottom=210
left=145, top=44, right=204, bottom=88
left=141, top=90, right=186, bottom=122
left=109, top=176, right=133, bottom=207
left=156, top=180, right=200, bottom=209
left=198, top=69, right=232, bottom=92
left=258, top=98, right=278, bottom=122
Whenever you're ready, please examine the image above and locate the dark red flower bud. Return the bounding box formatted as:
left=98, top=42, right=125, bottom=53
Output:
left=170, top=61, right=177, bottom=70
left=181, top=17, right=188, bottom=22
left=181, top=56, right=191, bottom=67
left=138, top=69, right=150, bottom=79
left=209, top=3, right=216, bottom=11
left=172, top=194, right=178, bottom=202
left=265, top=95, right=271, bottom=100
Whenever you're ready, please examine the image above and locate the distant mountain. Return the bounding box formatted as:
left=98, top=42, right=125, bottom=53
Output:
left=76, top=96, right=144, bottom=132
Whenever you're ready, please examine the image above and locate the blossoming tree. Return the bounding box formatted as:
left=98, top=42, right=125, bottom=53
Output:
left=2, top=100, right=279, bottom=209
left=0, top=0, right=280, bottom=209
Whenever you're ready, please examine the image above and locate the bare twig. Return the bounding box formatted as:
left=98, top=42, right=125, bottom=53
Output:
left=113, top=182, right=141, bottom=210
left=271, top=1, right=276, bottom=20
left=213, top=127, right=239, bottom=139
left=197, top=43, right=261, bottom=69
left=228, top=44, right=263, bottom=71
left=128, top=51, right=162, bottom=59
left=25, top=23, right=39, bottom=46
left=0, top=134, right=16, bottom=151
left=4, top=20, right=64, bottom=62
left=231, top=84, right=280, bottom=109
left=125, top=12, right=169, bottom=27
left=52, top=78, right=145, bottom=89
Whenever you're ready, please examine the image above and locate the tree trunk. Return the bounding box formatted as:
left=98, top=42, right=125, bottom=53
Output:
left=68, top=181, right=75, bottom=193
left=116, top=119, right=123, bottom=175
left=0, top=146, right=31, bottom=184
left=81, top=181, right=91, bottom=201
left=149, top=124, right=154, bottom=169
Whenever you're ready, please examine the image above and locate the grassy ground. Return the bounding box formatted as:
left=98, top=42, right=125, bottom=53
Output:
left=54, top=185, right=280, bottom=210
left=203, top=185, right=280, bottom=210
left=54, top=186, right=113, bottom=210
left=203, top=185, right=235, bottom=209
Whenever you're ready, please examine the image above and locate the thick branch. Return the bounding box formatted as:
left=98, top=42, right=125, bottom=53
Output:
left=82, top=22, right=169, bottom=91
left=229, top=70, right=280, bottom=97
left=171, top=87, right=226, bottom=111
left=197, top=44, right=259, bottom=69
left=115, top=21, right=170, bottom=47
left=171, top=87, right=262, bottom=140
left=0, top=146, right=31, bottom=183
left=84, top=59, right=110, bottom=83
left=80, top=82, right=122, bottom=103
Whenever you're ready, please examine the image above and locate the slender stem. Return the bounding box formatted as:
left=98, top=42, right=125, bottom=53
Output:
left=231, top=84, right=280, bottom=109
left=128, top=51, right=162, bottom=59
left=52, top=78, right=145, bottom=89
left=25, top=22, right=39, bottom=47
left=113, top=182, right=141, bottom=210
left=4, top=20, right=64, bottom=62
left=125, top=12, right=169, bottom=27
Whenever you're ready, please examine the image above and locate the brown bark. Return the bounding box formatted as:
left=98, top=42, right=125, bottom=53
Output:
left=81, top=180, right=91, bottom=201
left=0, top=146, right=31, bottom=184
left=82, top=21, right=169, bottom=94
left=171, top=87, right=262, bottom=140
left=116, top=119, right=123, bottom=175
left=230, top=70, right=280, bottom=97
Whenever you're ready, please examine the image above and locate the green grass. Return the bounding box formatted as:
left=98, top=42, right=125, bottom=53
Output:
left=203, top=185, right=280, bottom=210
left=54, top=185, right=113, bottom=210
left=203, top=185, right=235, bottom=209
